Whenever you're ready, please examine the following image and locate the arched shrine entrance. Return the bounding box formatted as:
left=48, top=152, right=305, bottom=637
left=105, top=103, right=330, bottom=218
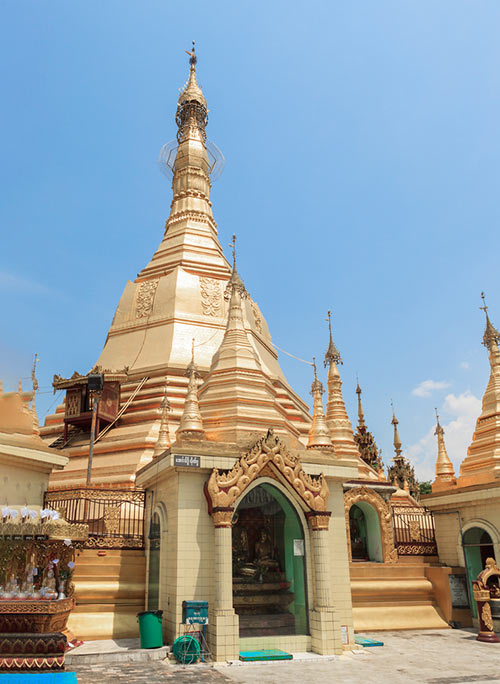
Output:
left=463, top=526, right=497, bottom=618
left=232, top=483, right=308, bottom=637
left=348, top=503, right=383, bottom=562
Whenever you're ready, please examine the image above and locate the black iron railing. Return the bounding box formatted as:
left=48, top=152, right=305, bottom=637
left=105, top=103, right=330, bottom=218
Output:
left=392, top=505, right=438, bottom=555
left=44, top=487, right=145, bottom=549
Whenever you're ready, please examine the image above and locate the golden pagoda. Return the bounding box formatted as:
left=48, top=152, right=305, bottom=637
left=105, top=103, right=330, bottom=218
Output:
left=42, top=43, right=311, bottom=487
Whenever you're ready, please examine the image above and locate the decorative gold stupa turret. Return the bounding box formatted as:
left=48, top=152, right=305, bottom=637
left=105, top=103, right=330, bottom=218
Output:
left=432, top=409, right=456, bottom=491
left=323, top=312, right=363, bottom=462
left=458, top=293, right=500, bottom=485
left=177, top=341, right=204, bottom=441
left=387, top=405, right=419, bottom=499
left=154, top=379, right=171, bottom=456
left=199, top=236, right=303, bottom=445
left=307, top=359, right=334, bottom=451
left=353, top=382, right=384, bottom=474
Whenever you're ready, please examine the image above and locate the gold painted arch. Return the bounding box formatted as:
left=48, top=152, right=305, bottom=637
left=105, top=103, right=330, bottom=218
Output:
left=205, top=430, right=330, bottom=529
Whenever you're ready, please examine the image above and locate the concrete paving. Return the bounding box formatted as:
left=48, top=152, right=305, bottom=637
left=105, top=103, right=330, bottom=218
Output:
left=216, top=629, right=500, bottom=684
left=68, top=629, right=500, bottom=683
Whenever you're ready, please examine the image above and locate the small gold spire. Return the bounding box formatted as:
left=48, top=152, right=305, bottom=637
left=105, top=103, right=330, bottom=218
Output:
left=225, top=234, right=247, bottom=300
left=323, top=310, right=342, bottom=367
left=433, top=407, right=455, bottom=489
left=18, top=380, right=22, bottom=393
left=307, top=358, right=333, bottom=451
left=480, top=292, right=500, bottom=351
left=391, top=401, right=403, bottom=458
left=154, top=378, right=171, bottom=457
left=178, top=340, right=204, bottom=441
left=31, top=353, right=40, bottom=435
left=178, top=40, right=207, bottom=108
left=356, top=379, right=365, bottom=428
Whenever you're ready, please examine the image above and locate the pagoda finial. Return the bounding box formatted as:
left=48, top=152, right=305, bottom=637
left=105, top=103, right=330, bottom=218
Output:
left=433, top=407, right=456, bottom=490
left=178, top=341, right=204, bottom=441
left=323, top=310, right=342, bottom=368
left=356, top=378, right=366, bottom=428
left=480, top=292, right=500, bottom=351
left=177, top=40, right=207, bottom=141
left=185, top=40, right=197, bottom=67
left=391, top=400, right=402, bottom=458
left=307, top=358, right=333, bottom=451
left=31, top=353, right=40, bottom=435
left=154, top=377, right=171, bottom=457
left=224, top=234, right=247, bottom=301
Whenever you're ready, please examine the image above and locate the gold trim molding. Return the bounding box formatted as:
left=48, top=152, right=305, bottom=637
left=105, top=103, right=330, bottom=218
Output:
left=344, top=486, right=397, bottom=563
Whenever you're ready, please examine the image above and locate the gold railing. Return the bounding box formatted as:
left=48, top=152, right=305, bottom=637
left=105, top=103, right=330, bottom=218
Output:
left=44, top=488, right=145, bottom=550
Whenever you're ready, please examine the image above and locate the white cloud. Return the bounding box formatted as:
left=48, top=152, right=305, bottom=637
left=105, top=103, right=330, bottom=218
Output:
left=407, top=391, right=482, bottom=481
left=0, top=271, right=56, bottom=296
left=411, top=379, right=451, bottom=398
left=460, top=361, right=470, bottom=370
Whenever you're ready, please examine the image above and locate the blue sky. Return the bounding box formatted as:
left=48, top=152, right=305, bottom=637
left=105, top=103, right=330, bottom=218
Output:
left=1, top=0, right=499, bottom=480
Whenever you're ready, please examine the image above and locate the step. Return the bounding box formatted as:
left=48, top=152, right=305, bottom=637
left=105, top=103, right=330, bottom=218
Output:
left=65, top=638, right=169, bottom=665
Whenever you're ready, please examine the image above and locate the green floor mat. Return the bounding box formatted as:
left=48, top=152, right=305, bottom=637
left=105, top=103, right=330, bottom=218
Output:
left=239, top=648, right=293, bottom=661
left=355, top=635, right=384, bottom=647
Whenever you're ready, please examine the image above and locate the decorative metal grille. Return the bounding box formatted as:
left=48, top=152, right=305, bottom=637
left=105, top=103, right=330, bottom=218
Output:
left=392, top=505, right=438, bottom=555
left=44, top=488, right=145, bottom=550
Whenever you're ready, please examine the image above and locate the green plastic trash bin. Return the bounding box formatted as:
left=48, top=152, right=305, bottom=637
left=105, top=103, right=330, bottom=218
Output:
left=137, top=609, right=163, bottom=648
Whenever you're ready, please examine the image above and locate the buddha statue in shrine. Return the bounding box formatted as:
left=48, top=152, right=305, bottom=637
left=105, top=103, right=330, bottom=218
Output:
left=254, top=528, right=279, bottom=570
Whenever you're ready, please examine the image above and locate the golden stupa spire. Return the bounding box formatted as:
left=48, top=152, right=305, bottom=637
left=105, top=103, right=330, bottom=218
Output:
left=178, top=340, right=204, bottom=441
left=432, top=409, right=456, bottom=491
left=323, top=310, right=362, bottom=463
left=324, top=310, right=342, bottom=368
left=391, top=402, right=403, bottom=459
left=31, top=353, right=40, bottom=435
left=458, top=294, right=500, bottom=486
left=387, top=403, right=419, bottom=499
left=178, top=40, right=207, bottom=109
left=154, top=378, right=171, bottom=456
left=481, top=292, right=500, bottom=352
left=307, top=358, right=334, bottom=451
left=356, top=379, right=365, bottom=428
left=199, top=236, right=298, bottom=444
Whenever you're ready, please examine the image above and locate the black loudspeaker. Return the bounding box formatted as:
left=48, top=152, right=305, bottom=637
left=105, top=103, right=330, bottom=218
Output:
left=88, top=374, right=105, bottom=392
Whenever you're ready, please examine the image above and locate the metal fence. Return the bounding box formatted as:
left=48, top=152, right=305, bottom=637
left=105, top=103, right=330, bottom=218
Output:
left=392, top=505, right=438, bottom=555
left=44, top=488, right=145, bottom=549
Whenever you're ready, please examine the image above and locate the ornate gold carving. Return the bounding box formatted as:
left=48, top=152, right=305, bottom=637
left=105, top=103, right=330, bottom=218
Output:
left=212, top=508, right=234, bottom=528
left=103, top=508, right=121, bottom=535
left=136, top=279, right=159, bottom=318
left=409, top=520, right=421, bottom=541
left=0, top=520, right=88, bottom=541
left=206, top=429, right=329, bottom=519
left=482, top=602, right=494, bottom=631
left=344, top=486, right=397, bottom=563
left=397, top=543, right=437, bottom=555
left=199, top=277, right=222, bottom=316
left=307, top=512, right=331, bottom=531
left=251, top=300, right=263, bottom=333
left=45, top=489, right=144, bottom=504
left=83, top=536, right=142, bottom=549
